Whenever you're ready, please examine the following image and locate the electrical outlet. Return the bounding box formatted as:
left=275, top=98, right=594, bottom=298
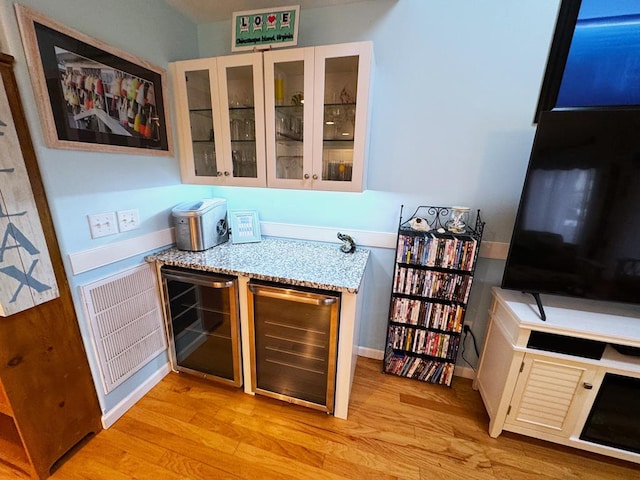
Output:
left=88, top=212, right=118, bottom=239
left=117, top=209, right=140, bottom=232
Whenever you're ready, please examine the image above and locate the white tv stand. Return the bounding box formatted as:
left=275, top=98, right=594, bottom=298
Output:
left=474, top=287, right=640, bottom=464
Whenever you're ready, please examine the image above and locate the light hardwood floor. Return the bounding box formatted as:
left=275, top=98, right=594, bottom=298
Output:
left=32, top=358, right=639, bottom=479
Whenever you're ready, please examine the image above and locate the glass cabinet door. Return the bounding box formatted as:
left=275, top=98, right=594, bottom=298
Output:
left=264, top=48, right=314, bottom=189
left=171, top=59, right=224, bottom=184
left=217, top=53, right=266, bottom=187
left=313, top=42, right=372, bottom=192
left=172, top=42, right=371, bottom=191
left=187, top=70, right=217, bottom=177
left=161, top=268, right=242, bottom=387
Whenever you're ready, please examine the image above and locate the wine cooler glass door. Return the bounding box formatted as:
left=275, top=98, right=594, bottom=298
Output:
left=162, top=267, right=242, bottom=387
left=248, top=282, right=340, bottom=412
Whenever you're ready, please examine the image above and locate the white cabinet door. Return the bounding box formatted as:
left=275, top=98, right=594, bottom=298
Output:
left=312, top=42, right=372, bottom=192
left=265, top=42, right=372, bottom=191
left=172, top=41, right=372, bottom=191
left=505, top=354, right=598, bottom=439
left=216, top=52, right=266, bottom=187
left=171, top=58, right=224, bottom=184
left=171, top=53, right=266, bottom=186
left=264, top=47, right=315, bottom=189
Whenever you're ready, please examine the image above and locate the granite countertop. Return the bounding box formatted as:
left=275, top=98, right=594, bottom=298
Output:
left=146, top=237, right=370, bottom=293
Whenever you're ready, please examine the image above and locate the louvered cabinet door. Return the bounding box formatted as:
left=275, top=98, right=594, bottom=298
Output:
left=505, top=355, right=598, bottom=439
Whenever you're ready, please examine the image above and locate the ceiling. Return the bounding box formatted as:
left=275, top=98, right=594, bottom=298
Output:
left=164, top=0, right=371, bottom=24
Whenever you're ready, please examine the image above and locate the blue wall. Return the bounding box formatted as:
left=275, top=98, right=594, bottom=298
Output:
left=196, top=0, right=559, bottom=240
left=196, top=1, right=560, bottom=358
left=0, top=0, right=210, bottom=414
left=0, top=0, right=561, bottom=417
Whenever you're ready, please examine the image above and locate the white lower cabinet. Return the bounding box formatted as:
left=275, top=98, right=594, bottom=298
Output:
left=475, top=287, right=640, bottom=464
left=504, top=354, right=598, bottom=439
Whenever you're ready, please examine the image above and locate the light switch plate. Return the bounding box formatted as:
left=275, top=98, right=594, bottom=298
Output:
left=88, top=212, right=118, bottom=238
left=117, top=209, right=140, bottom=232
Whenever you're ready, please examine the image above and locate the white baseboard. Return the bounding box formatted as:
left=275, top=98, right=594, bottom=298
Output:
left=453, top=365, right=476, bottom=380
left=101, top=362, right=170, bottom=429
left=357, top=348, right=476, bottom=380
left=357, top=346, right=384, bottom=360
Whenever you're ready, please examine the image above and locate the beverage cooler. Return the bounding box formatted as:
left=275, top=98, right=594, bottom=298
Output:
left=247, top=282, right=340, bottom=413
left=161, top=266, right=242, bottom=386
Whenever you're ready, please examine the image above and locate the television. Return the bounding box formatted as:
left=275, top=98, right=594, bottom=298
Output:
left=535, top=0, right=640, bottom=122
left=502, top=108, right=640, bottom=316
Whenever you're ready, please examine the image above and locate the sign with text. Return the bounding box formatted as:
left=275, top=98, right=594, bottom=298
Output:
left=0, top=75, right=59, bottom=316
left=232, top=5, right=300, bottom=52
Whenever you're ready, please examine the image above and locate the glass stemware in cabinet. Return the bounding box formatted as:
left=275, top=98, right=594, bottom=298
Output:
left=321, top=55, right=359, bottom=182
left=226, top=64, right=258, bottom=180
left=185, top=69, right=218, bottom=177
left=273, top=60, right=306, bottom=181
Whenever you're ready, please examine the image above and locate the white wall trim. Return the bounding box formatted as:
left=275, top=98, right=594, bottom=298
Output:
left=101, top=362, right=170, bottom=429
left=479, top=240, right=509, bottom=260
left=261, top=221, right=508, bottom=259
left=357, top=346, right=384, bottom=360
left=454, top=365, right=476, bottom=380
left=260, top=221, right=397, bottom=248
left=357, top=349, right=476, bottom=380
left=69, top=228, right=175, bottom=275
left=68, top=222, right=508, bottom=275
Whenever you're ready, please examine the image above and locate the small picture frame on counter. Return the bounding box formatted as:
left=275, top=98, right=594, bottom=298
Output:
left=229, top=210, right=261, bottom=244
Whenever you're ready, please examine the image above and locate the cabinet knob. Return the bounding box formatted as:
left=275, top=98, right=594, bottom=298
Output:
left=312, top=174, right=318, bottom=180
left=224, top=171, right=230, bottom=176
left=303, top=174, right=310, bottom=179
left=583, top=382, right=593, bottom=390
left=216, top=171, right=223, bottom=177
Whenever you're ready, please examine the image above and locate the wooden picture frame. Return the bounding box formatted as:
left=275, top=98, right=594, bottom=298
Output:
left=229, top=210, right=262, bottom=244
left=15, top=5, right=173, bottom=155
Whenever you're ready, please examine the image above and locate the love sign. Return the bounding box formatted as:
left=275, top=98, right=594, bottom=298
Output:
left=232, top=5, right=299, bottom=52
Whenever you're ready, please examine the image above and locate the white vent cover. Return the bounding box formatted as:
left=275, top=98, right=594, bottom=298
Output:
left=82, top=263, right=167, bottom=394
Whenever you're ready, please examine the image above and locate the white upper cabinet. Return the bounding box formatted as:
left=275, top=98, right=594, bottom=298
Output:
left=263, top=47, right=315, bottom=189
left=171, top=41, right=372, bottom=192
left=312, top=42, right=372, bottom=192
left=171, top=53, right=266, bottom=187
left=171, top=58, right=221, bottom=184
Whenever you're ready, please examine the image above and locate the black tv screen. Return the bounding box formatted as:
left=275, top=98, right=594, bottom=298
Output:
left=502, top=109, right=640, bottom=304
